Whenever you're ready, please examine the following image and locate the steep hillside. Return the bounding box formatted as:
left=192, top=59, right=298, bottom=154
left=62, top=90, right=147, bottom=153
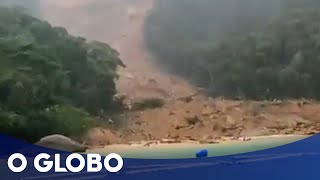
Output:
left=39, top=0, right=320, bottom=146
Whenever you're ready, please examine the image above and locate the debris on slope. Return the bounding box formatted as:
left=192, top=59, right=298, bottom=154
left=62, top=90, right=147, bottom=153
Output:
left=41, top=0, right=320, bottom=147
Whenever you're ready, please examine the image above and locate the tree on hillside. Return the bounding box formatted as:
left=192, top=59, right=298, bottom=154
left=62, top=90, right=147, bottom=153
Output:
left=144, top=0, right=320, bottom=100
left=0, top=7, right=122, bottom=142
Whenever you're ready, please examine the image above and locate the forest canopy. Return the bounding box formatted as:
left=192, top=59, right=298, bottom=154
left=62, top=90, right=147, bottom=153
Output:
left=0, top=7, right=122, bottom=142
left=144, top=0, right=320, bottom=100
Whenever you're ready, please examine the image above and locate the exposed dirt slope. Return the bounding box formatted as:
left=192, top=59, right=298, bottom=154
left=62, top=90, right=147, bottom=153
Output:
left=40, top=0, right=197, bottom=101
left=40, top=0, right=320, bottom=146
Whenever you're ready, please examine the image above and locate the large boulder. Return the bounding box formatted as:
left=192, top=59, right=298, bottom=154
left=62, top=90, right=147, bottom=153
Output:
left=35, top=134, right=87, bottom=152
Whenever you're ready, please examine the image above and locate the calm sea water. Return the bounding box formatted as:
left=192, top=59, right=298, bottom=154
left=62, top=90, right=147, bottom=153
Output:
left=88, top=135, right=307, bottom=159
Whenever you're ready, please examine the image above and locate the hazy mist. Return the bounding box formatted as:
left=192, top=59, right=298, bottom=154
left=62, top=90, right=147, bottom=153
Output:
left=0, top=0, right=40, bottom=16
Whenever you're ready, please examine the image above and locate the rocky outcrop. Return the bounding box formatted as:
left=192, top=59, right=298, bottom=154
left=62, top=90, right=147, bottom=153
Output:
left=35, top=134, right=87, bottom=152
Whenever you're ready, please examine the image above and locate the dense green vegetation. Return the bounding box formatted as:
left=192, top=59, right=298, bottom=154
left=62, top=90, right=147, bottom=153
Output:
left=145, top=0, right=320, bottom=100
left=0, top=7, right=122, bottom=142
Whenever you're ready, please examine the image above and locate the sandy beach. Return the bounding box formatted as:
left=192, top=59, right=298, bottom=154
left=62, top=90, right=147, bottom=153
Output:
left=87, top=135, right=308, bottom=159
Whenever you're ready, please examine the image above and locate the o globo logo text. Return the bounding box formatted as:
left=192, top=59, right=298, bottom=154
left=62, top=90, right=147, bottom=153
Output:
left=7, top=153, right=123, bottom=173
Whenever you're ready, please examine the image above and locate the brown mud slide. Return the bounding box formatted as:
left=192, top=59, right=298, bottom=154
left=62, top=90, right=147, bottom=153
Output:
left=40, top=0, right=320, bottom=146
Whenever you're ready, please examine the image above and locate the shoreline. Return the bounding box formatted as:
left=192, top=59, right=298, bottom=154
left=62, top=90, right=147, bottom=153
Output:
left=87, top=134, right=309, bottom=159
left=87, top=134, right=309, bottom=149
left=88, top=135, right=310, bottom=151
